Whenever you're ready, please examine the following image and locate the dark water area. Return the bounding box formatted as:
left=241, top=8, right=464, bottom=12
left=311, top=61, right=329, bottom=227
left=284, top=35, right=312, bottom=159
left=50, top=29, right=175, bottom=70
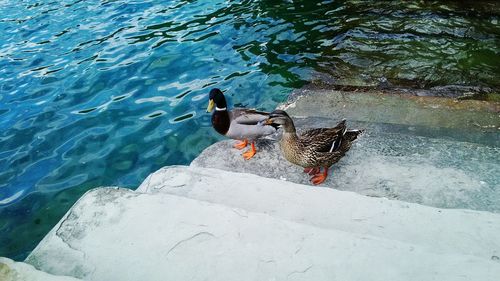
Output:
left=0, top=0, right=499, bottom=260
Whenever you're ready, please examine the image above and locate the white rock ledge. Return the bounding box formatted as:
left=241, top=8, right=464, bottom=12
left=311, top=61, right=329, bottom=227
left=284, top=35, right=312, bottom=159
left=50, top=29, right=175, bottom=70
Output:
left=25, top=166, right=500, bottom=281
left=0, top=257, right=80, bottom=281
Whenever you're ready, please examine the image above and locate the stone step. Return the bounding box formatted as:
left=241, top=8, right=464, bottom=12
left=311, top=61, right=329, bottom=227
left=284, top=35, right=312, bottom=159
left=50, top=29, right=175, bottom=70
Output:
left=25, top=168, right=500, bottom=280
left=138, top=166, right=500, bottom=260
left=193, top=89, right=499, bottom=213
left=214, top=89, right=497, bottom=212
left=192, top=116, right=500, bottom=213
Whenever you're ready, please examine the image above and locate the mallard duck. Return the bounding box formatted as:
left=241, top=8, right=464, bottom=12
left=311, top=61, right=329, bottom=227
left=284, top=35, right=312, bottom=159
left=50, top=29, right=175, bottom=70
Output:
left=207, top=88, right=278, bottom=160
left=266, top=110, right=362, bottom=185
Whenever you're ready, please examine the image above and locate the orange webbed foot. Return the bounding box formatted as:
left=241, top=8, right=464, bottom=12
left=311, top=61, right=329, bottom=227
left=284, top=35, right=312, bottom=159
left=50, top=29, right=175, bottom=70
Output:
left=309, top=167, right=329, bottom=185
left=234, top=139, right=248, bottom=150
left=310, top=174, right=327, bottom=185
left=242, top=142, right=256, bottom=160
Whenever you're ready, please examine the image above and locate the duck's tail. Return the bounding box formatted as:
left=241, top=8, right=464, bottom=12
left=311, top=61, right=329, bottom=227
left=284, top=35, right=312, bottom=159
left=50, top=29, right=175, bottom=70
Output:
left=328, top=120, right=346, bottom=152
left=344, top=129, right=363, bottom=142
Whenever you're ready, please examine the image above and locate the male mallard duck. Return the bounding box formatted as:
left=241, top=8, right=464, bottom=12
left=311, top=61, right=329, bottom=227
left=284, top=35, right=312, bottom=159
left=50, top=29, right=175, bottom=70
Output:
left=207, top=88, right=278, bottom=160
left=266, top=110, right=362, bottom=185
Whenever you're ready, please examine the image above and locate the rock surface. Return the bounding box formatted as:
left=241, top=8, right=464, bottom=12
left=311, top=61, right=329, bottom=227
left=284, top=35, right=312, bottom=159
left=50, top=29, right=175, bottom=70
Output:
left=0, top=257, right=80, bottom=281
left=26, top=166, right=500, bottom=281
left=192, top=123, right=499, bottom=213
left=193, top=89, right=499, bottom=212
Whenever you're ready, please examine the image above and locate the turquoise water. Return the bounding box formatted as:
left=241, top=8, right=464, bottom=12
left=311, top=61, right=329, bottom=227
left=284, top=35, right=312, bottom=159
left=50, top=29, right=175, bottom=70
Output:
left=1, top=0, right=499, bottom=260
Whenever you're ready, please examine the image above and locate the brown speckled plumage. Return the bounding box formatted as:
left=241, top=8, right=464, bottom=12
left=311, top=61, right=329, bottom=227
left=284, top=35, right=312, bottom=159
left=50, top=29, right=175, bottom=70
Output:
left=269, top=110, right=362, bottom=169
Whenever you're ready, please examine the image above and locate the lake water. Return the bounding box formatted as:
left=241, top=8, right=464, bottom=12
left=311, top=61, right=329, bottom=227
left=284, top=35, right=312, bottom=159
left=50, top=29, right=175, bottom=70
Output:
left=1, top=0, right=499, bottom=260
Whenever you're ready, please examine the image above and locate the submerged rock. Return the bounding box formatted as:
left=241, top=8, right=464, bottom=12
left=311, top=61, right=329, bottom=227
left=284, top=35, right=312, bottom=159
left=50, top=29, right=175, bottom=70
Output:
left=280, top=89, right=499, bottom=130
left=25, top=166, right=500, bottom=281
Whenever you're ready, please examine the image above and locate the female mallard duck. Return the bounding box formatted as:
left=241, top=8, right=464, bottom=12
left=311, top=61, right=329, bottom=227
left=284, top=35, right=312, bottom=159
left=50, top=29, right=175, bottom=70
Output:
left=207, top=88, right=278, bottom=160
left=266, top=110, right=362, bottom=185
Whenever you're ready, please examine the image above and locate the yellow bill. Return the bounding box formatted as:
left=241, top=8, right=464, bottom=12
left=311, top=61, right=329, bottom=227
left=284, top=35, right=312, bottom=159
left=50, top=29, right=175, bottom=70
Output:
left=206, top=99, right=215, bottom=112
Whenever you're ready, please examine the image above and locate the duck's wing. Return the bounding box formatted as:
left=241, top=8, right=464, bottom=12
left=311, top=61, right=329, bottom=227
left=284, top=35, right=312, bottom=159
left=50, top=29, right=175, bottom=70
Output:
left=299, top=120, right=347, bottom=153
left=231, top=108, right=270, bottom=125
left=313, top=129, right=363, bottom=164
left=299, top=128, right=339, bottom=139
left=225, top=108, right=276, bottom=140
left=299, top=129, right=340, bottom=153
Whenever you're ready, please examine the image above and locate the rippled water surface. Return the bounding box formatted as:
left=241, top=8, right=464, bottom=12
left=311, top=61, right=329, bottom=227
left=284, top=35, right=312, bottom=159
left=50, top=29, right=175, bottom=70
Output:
left=1, top=0, right=499, bottom=259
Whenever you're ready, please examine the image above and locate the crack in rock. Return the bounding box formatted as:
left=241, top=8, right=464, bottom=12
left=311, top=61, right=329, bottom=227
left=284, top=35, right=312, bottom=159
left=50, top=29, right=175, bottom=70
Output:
left=259, top=259, right=276, bottom=264
left=294, top=246, right=302, bottom=255
left=166, top=232, right=215, bottom=256
left=231, top=208, right=248, bottom=218
left=287, top=265, right=313, bottom=279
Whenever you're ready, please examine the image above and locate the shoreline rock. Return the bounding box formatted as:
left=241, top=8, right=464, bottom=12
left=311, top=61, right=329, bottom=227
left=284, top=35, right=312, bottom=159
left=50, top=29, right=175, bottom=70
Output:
left=24, top=166, right=500, bottom=281
left=0, top=257, right=80, bottom=281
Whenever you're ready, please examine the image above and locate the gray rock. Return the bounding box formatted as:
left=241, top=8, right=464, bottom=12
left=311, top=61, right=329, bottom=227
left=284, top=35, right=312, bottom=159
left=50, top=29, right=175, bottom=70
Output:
left=193, top=115, right=500, bottom=212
